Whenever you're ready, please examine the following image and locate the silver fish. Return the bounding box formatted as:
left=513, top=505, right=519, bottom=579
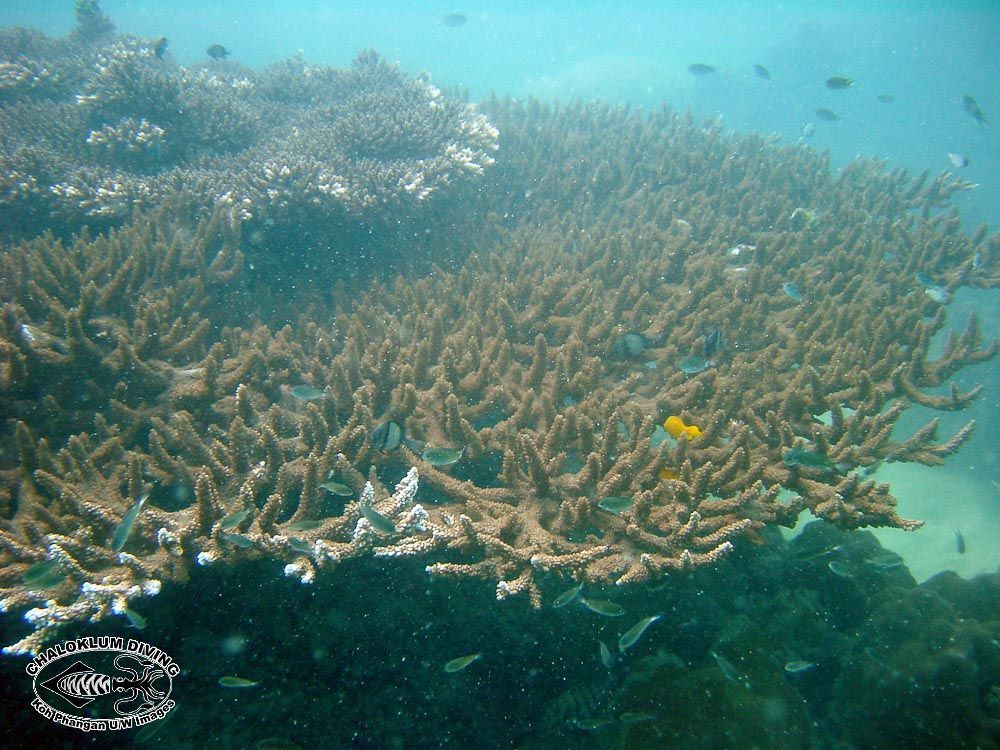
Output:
left=219, top=676, right=259, bottom=688
left=221, top=532, right=254, bottom=548
left=947, top=153, right=969, bottom=168
left=618, top=615, right=662, bottom=653
left=784, top=659, right=816, bottom=673
left=444, top=653, right=480, bottom=673
left=359, top=501, right=396, bottom=534
left=111, top=494, right=148, bottom=552
left=827, top=560, right=854, bottom=578
left=319, top=480, right=354, bottom=497
left=421, top=446, right=465, bottom=466
left=220, top=508, right=250, bottom=529
left=599, top=641, right=615, bottom=668
left=579, top=597, right=625, bottom=617
left=289, top=384, right=326, bottom=401
left=123, top=606, right=147, bottom=630
left=553, top=582, right=584, bottom=608
left=711, top=650, right=742, bottom=684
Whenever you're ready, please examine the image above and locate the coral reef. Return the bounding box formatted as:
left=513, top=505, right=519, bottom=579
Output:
left=0, top=15, right=497, bottom=238
left=1, top=86, right=997, bottom=656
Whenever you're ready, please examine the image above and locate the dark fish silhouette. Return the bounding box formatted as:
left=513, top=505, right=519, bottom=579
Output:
left=753, top=64, right=770, bottom=80
left=702, top=328, right=723, bottom=358
left=962, top=95, right=988, bottom=126
left=688, top=63, right=717, bottom=76
left=610, top=331, right=649, bottom=360
left=371, top=420, right=403, bottom=453
left=826, top=76, right=854, bottom=90
left=440, top=13, right=467, bottom=27
left=955, top=530, right=966, bottom=554
left=815, top=107, right=839, bottom=122
left=876, top=93, right=895, bottom=103
left=153, top=37, right=168, bottom=59
left=206, top=44, right=229, bottom=60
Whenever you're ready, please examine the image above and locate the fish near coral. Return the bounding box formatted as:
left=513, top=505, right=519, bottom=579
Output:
left=663, top=416, right=701, bottom=440
left=610, top=331, right=649, bottom=360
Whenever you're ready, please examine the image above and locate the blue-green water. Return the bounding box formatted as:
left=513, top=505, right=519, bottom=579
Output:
left=1, top=2, right=998, bottom=748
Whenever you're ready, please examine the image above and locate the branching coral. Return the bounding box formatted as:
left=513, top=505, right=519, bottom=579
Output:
left=0, top=92, right=996, bottom=655
left=0, top=11, right=497, bottom=238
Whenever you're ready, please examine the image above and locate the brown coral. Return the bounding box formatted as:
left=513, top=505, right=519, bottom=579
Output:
left=0, top=96, right=996, bottom=655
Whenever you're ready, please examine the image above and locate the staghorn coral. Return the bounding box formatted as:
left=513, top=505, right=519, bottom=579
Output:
left=0, top=5, right=497, bottom=239
left=1, top=96, right=998, bottom=654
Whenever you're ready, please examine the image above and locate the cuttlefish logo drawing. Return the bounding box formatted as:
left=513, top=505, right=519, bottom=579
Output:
left=26, top=637, right=178, bottom=732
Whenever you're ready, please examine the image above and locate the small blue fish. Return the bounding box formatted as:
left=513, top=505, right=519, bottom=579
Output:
left=679, top=355, right=709, bottom=375
left=783, top=446, right=838, bottom=473
left=702, top=328, right=723, bottom=358
left=610, top=332, right=650, bottom=360
left=359, top=501, right=396, bottom=534
left=782, top=281, right=802, bottom=301
left=371, top=420, right=403, bottom=452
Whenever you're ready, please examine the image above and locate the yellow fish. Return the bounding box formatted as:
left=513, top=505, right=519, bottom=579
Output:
left=663, top=416, right=701, bottom=440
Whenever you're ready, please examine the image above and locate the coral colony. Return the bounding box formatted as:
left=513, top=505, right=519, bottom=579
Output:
left=1, top=2, right=998, bottom=660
